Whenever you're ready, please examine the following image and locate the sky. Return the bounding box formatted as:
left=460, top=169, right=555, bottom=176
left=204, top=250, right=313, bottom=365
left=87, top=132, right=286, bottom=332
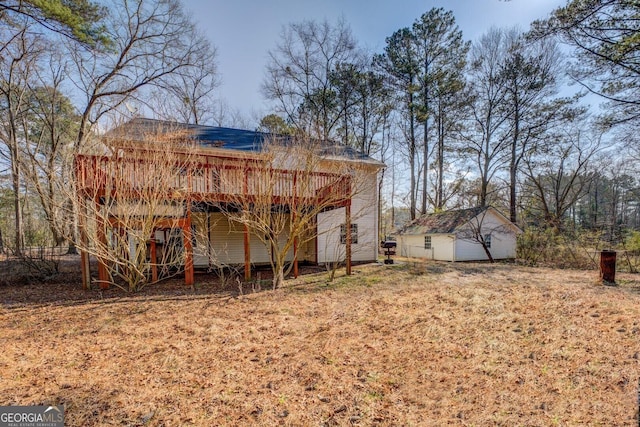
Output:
left=187, top=0, right=568, bottom=127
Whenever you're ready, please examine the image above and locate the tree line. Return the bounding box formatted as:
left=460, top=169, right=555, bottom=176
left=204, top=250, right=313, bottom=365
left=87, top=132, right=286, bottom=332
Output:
left=259, top=2, right=640, bottom=247
left=1, top=0, right=639, bottom=257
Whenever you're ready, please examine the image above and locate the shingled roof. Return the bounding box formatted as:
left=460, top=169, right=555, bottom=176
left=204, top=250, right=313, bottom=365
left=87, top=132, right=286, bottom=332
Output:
left=396, top=207, right=490, bottom=235
left=103, top=118, right=382, bottom=164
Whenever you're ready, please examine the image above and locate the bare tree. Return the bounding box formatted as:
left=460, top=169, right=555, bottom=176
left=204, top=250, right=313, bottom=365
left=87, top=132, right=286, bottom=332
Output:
left=262, top=18, right=360, bottom=141
left=458, top=27, right=512, bottom=208
left=20, top=53, right=78, bottom=247
left=217, top=136, right=364, bottom=289
left=64, top=0, right=217, bottom=259
left=0, top=20, right=44, bottom=255
left=74, top=126, right=201, bottom=291
left=68, top=0, right=215, bottom=151
left=500, top=28, right=566, bottom=223
left=521, top=120, right=603, bottom=230
left=148, top=29, right=220, bottom=125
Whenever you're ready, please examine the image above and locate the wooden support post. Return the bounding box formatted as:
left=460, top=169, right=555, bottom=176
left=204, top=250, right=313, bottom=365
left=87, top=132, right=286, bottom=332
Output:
left=244, top=222, right=251, bottom=281
left=80, top=248, right=91, bottom=290
left=242, top=163, right=251, bottom=282
left=95, top=201, right=109, bottom=289
left=292, top=209, right=299, bottom=279
left=78, top=198, right=91, bottom=290
left=346, top=201, right=352, bottom=276
left=150, top=236, right=158, bottom=283
left=96, top=236, right=109, bottom=289
left=183, top=215, right=194, bottom=287
left=292, top=172, right=298, bottom=278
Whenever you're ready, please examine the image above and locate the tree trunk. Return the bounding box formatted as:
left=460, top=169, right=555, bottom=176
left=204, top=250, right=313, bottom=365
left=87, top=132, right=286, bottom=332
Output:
left=11, top=158, right=24, bottom=256
left=479, top=177, right=488, bottom=208
left=437, top=102, right=445, bottom=209
left=409, top=91, right=417, bottom=220
left=421, top=118, right=428, bottom=215
left=509, top=104, right=520, bottom=223
left=481, top=242, right=494, bottom=263
left=273, top=263, right=285, bottom=290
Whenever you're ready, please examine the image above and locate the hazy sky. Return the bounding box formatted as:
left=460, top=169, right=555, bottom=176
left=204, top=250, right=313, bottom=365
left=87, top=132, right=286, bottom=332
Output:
left=187, top=0, right=567, bottom=126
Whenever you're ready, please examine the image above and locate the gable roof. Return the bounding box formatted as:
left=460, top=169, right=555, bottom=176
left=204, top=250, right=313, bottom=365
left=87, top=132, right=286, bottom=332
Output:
left=396, top=207, right=487, bottom=235
left=394, top=206, right=520, bottom=235
left=103, top=118, right=383, bottom=166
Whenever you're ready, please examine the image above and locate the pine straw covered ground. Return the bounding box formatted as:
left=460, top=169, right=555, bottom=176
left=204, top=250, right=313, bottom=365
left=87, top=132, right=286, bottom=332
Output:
left=1, top=262, right=639, bottom=426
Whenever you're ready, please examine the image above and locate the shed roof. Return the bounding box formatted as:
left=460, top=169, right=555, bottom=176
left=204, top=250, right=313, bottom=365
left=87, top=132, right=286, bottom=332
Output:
left=396, top=207, right=490, bottom=235
left=103, top=118, right=382, bottom=165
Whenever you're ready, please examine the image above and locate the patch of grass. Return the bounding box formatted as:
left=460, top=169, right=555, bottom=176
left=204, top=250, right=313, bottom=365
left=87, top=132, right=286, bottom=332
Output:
left=1, top=262, right=639, bottom=425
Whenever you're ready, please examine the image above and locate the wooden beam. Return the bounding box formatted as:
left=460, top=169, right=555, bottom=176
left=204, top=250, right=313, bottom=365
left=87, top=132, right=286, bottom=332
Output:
left=244, top=222, right=251, bottom=281
left=80, top=248, right=91, bottom=290
left=292, top=172, right=298, bottom=278
left=95, top=200, right=109, bottom=289
left=77, top=199, right=91, bottom=290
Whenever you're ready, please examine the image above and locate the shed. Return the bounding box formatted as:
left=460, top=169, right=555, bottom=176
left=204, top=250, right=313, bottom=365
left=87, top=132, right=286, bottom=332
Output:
left=392, top=207, right=521, bottom=262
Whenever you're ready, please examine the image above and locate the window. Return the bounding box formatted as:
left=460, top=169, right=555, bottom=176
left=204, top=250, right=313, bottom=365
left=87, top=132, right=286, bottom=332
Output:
left=340, top=224, right=358, bottom=244
left=484, top=233, right=492, bottom=248
left=424, top=235, right=432, bottom=249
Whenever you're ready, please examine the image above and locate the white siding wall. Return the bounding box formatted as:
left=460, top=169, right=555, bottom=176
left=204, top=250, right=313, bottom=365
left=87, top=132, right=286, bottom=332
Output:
left=192, top=212, right=210, bottom=267
left=397, top=234, right=454, bottom=260
left=193, top=212, right=295, bottom=268
left=432, top=235, right=455, bottom=260
left=317, top=168, right=379, bottom=263
left=248, top=228, right=294, bottom=264
left=207, top=213, right=244, bottom=266
left=454, top=231, right=517, bottom=261
left=455, top=212, right=517, bottom=261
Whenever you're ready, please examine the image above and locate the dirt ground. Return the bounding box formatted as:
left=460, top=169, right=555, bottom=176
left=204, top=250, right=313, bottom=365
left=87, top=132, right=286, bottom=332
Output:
left=1, top=260, right=639, bottom=426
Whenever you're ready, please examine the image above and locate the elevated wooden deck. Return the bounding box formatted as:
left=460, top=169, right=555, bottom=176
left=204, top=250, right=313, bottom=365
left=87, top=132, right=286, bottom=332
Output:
left=75, top=150, right=354, bottom=289
left=75, top=153, right=351, bottom=208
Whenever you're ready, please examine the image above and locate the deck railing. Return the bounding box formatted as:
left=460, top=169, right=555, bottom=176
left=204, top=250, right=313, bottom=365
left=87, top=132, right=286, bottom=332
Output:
left=75, top=153, right=351, bottom=207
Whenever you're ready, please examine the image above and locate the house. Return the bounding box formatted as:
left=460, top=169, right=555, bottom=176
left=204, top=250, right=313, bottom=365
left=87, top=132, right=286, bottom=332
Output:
left=75, top=118, right=384, bottom=288
left=392, top=206, right=521, bottom=262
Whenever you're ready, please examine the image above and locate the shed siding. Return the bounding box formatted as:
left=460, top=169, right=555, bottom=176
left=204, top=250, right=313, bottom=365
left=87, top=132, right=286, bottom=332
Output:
left=397, top=234, right=453, bottom=260
left=455, top=232, right=516, bottom=261
left=455, top=212, right=517, bottom=261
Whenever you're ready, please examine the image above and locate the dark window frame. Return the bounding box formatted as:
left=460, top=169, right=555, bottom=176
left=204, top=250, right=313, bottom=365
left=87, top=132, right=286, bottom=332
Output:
left=340, top=223, right=358, bottom=245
